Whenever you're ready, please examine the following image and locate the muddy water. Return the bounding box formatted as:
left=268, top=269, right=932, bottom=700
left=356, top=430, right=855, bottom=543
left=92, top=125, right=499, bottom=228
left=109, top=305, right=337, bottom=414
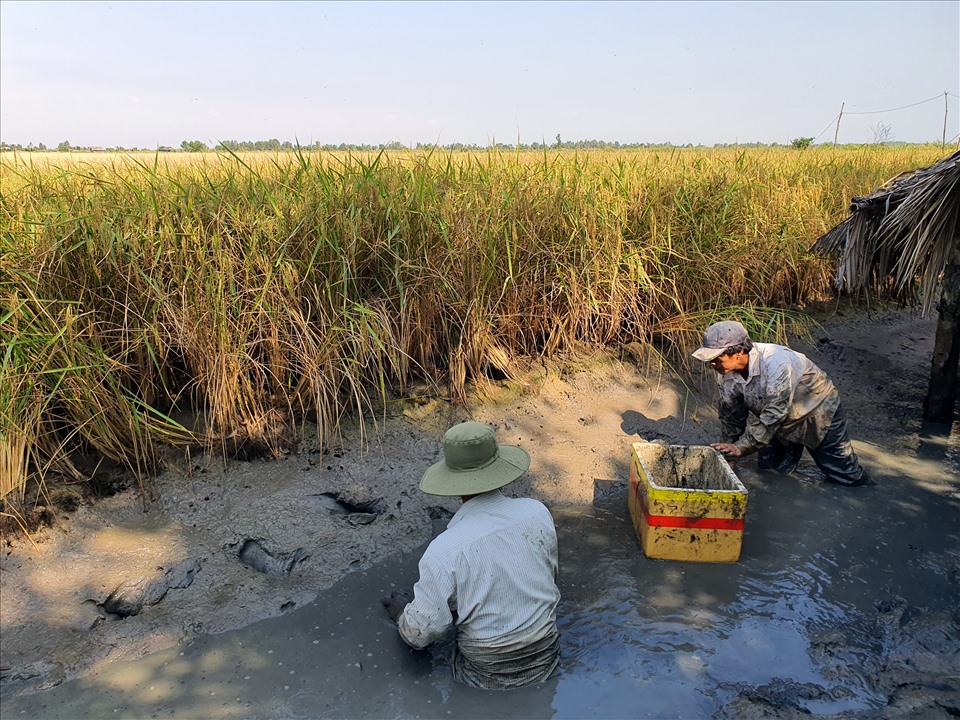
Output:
left=4, top=436, right=959, bottom=719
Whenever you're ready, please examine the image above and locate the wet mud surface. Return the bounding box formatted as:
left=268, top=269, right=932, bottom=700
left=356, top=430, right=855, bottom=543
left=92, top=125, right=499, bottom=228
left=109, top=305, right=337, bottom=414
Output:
left=3, top=466, right=958, bottom=719
left=2, top=303, right=959, bottom=718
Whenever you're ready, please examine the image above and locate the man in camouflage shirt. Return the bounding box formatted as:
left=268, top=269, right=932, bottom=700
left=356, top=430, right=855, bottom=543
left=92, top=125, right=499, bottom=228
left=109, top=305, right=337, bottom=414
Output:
left=692, top=320, right=873, bottom=486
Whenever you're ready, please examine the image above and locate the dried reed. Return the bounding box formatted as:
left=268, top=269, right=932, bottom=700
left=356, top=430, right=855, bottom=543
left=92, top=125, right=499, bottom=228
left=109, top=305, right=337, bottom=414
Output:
left=0, top=145, right=947, bottom=498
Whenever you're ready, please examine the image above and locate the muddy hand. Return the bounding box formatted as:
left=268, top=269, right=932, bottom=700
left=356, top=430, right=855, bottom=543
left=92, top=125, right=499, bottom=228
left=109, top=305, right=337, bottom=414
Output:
left=711, top=443, right=742, bottom=459
left=381, top=590, right=413, bottom=622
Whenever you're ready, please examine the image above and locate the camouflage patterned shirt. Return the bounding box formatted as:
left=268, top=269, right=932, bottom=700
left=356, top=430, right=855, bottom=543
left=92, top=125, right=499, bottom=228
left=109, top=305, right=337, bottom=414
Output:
left=716, top=343, right=840, bottom=454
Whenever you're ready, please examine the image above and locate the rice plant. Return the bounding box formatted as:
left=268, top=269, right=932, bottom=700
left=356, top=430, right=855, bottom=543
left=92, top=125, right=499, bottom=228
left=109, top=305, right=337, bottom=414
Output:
left=0, top=144, right=948, bottom=500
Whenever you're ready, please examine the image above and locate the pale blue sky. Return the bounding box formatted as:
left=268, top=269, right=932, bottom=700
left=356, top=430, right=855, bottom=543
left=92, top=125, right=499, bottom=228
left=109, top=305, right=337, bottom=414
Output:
left=1, top=1, right=957, bottom=148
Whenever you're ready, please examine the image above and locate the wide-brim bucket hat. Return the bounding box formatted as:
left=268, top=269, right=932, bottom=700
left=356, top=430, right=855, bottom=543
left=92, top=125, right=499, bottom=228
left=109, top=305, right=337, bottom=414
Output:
left=420, top=421, right=530, bottom=496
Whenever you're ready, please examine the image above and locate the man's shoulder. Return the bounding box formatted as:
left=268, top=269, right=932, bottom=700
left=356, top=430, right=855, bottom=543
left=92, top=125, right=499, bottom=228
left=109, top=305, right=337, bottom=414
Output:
left=465, top=494, right=554, bottom=531
left=754, top=341, right=788, bottom=356
left=753, top=342, right=802, bottom=369
left=505, top=494, right=548, bottom=509
left=503, top=495, right=553, bottom=519
left=423, top=496, right=553, bottom=558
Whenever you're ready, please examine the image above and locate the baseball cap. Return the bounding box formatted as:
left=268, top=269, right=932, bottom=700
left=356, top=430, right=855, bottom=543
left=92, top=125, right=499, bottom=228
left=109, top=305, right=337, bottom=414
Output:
left=691, top=321, right=750, bottom=362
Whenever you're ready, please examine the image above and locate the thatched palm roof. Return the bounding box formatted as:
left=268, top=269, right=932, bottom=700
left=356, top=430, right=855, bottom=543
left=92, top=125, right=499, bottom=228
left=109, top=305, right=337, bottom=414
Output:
left=812, top=150, right=960, bottom=315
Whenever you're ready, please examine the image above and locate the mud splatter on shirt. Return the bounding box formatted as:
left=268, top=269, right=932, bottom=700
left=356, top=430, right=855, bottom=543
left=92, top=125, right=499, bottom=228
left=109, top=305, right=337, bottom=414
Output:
left=716, top=343, right=840, bottom=454
left=398, top=491, right=560, bottom=688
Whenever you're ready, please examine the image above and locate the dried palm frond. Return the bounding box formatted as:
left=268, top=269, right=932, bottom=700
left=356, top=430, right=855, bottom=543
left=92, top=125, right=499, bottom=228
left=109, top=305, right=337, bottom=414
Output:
left=812, top=151, right=960, bottom=315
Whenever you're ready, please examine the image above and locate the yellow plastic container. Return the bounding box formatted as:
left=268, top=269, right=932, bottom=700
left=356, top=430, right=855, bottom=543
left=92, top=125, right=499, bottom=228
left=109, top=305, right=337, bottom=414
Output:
left=628, top=442, right=748, bottom=563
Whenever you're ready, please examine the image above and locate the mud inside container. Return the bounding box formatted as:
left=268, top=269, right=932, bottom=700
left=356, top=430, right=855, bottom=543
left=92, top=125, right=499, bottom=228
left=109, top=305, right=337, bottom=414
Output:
left=638, top=444, right=740, bottom=491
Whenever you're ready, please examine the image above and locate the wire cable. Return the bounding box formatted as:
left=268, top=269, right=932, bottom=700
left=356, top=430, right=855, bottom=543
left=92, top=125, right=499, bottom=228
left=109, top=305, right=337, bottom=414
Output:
left=812, top=115, right=841, bottom=143
left=843, top=94, right=945, bottom=115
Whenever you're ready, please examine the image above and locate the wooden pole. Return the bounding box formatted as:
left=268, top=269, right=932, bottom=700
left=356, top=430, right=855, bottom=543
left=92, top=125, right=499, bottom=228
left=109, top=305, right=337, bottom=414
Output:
left=943, top=91, right=949, bottom=150
left=923, top=237, right=960, bottom=422
left=833, top=103, right=844, bottom=147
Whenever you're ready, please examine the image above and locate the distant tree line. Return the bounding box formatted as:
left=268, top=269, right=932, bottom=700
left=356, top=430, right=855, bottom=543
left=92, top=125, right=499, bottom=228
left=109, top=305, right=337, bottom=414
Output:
left=182, top=138, right=714, bottom=152
left=0, top=137, right=926, bottom=153
left=176, top=138, right=798, bottom=152
left=0, top=141, right=145, bottom=152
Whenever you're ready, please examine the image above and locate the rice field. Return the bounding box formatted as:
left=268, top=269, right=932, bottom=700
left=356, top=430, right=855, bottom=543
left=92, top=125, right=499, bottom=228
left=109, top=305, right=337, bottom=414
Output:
left=0, top=144, right=949, bottom=499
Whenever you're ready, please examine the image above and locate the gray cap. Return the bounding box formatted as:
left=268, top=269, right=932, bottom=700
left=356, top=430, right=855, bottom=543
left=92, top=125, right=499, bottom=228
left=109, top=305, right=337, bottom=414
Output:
left=691, top=321, right=750, bottom=362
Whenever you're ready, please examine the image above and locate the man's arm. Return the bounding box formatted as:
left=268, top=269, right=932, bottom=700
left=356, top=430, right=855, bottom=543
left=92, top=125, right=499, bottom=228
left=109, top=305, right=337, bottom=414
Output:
left=395, top=549, right=456, bottom=650
left=382, top=591, right=412, bottom=622
left=736, top=359, right=795, bottom=454
left=718, top=383, right=748, bottom=445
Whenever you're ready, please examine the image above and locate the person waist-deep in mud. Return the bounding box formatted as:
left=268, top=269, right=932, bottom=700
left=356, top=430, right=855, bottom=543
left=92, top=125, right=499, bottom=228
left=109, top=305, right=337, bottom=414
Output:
left=692, top=320, right=874, bottom=487
left=381, top=421, right=561, bottom=689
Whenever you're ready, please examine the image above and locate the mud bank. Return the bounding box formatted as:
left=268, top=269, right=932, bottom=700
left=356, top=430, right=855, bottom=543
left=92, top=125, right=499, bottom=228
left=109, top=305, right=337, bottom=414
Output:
left=1, top=303, right=958, bottom=718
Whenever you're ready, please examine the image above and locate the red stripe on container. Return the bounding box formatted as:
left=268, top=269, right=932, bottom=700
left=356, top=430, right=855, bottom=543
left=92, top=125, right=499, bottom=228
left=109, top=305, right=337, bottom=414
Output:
left=633, top=481, right=744, bottom=531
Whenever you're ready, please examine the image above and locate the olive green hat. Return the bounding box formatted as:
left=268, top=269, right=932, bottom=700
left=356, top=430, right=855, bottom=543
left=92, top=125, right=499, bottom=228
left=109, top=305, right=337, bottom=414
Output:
left=419, top=421, right=531, bottom=496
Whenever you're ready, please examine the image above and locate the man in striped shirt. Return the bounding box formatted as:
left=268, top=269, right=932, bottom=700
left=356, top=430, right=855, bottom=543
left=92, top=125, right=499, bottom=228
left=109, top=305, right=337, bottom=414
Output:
left=382, top=421, right=561, bottom=689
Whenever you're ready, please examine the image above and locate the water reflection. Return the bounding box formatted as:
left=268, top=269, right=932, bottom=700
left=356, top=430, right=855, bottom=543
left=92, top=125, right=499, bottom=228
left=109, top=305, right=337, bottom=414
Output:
left=548, top=488, right=883, bottom=717
left=4, top=449, right=958, bottom=719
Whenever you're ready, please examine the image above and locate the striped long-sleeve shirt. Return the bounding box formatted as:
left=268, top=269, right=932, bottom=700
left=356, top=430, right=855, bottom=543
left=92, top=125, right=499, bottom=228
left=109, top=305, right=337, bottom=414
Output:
left=398, top=490, right=561, bottom=688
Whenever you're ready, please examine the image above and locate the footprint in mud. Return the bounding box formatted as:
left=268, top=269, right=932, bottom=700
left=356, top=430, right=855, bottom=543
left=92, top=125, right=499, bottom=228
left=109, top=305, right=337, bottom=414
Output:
left=101, top=557, right=203, bottom=618
left=307, top=492, right=384, bottom=526
left=0, top=660, right=66, bottom=693
left=237, top=540, right=309, bottom=577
